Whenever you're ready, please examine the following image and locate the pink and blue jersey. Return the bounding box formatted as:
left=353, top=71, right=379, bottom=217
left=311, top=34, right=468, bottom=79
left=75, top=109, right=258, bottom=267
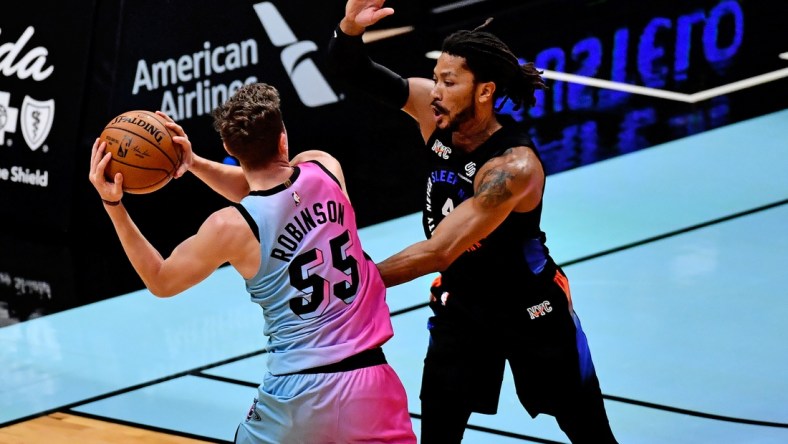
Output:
left=236, top=160, right=393, bottom=376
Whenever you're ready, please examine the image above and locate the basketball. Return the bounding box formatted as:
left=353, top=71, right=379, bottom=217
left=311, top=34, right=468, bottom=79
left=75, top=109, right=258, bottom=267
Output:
left=99, top=110, right=181, bottom=194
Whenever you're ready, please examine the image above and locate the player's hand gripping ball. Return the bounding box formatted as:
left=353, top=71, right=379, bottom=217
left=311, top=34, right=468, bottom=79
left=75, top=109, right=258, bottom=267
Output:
left=99, top=110, right=181, bottom=194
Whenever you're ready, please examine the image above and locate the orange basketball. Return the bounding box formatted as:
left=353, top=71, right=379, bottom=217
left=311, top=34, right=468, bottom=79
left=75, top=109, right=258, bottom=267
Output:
left=99, top=110, right=181, bottom=194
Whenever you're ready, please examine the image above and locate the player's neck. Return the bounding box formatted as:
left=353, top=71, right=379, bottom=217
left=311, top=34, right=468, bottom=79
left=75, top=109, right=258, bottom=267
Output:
left=452, top=115, right=502, bottom=152
left=246, top=160, right=294, bottom=191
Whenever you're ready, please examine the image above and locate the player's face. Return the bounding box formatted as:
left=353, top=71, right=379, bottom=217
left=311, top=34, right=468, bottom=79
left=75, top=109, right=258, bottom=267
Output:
left=431, top=54, right=478, bottom=131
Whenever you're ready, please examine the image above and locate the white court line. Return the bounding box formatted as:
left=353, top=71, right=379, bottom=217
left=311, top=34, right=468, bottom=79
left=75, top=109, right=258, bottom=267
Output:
left=542, top=65, right=788, bottom=103
left=688, top=67, right=788, bottom=102
left=425, top=51, right=788, bottom=103
left=540, top=69, right=691, bottom=102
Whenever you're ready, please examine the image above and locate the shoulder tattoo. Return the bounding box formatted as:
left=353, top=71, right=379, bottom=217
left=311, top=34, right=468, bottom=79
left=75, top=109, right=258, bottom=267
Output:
left=476, top=168, right=514, bottom=208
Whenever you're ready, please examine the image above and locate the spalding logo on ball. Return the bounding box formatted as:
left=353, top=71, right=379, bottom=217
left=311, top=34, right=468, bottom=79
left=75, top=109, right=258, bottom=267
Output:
left=99, top=110, right=182, bottom=194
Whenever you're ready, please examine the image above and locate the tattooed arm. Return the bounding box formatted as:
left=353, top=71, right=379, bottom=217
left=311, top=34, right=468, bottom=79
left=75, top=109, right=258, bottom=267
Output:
left=376, top=146, right=545, bottom=287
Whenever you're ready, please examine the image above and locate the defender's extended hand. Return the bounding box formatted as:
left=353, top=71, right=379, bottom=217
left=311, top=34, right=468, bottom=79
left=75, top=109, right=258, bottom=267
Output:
left=343, top=0, right=394, bottom=33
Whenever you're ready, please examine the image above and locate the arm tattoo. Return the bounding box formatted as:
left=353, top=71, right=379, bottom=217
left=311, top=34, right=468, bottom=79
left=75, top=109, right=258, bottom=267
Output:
left=476, top=169, right=514, bottom=208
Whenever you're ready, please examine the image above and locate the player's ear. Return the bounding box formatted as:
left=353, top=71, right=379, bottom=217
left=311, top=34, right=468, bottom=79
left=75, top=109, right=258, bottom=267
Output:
left=278, top=130, right=288, bottom=155
left=478, top=81, right=496, bottom=104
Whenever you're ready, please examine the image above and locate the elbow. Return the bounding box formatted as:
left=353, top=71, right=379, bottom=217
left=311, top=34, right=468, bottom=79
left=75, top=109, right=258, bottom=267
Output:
left=432, top=240, right=473, bottom=271
left=432, top=250, right=454, bottom=272
left=148, top=287, right=175, bottom=298
left=323, top=47, right=345, bottom=80
left=323, top=54, right=340, bottom=78
left=146, top=282, right=179, bottom=298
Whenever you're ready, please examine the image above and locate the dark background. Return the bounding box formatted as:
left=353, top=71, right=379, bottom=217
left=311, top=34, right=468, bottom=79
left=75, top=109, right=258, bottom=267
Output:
left=1, top=0, right=786, bottom=325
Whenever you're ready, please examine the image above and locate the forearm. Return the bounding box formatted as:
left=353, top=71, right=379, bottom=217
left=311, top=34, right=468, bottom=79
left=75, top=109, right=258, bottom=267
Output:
left=378, top=193, right=512, bottom=287
left=376, top=240, right=449, bottom=287
left=103, top=204, right=168, bottom=296
left=325, top=24, right=409, bottom=109
left=190, top=154, right=249, bottom=203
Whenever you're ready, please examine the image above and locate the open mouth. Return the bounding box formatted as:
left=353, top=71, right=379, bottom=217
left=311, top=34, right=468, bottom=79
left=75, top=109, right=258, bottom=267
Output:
left=431, top=104, right=447, bottom=117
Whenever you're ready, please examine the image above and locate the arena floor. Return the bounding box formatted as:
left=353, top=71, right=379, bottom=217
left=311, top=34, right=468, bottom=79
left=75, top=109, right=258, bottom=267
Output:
left=1, top=109, right=787, bottom=443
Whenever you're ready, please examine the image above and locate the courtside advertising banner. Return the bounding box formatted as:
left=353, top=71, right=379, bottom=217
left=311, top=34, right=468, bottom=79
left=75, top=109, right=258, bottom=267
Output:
left=0, top=1, right=94, bottom=234
left=0, top=1, right=91, bottom=323
left=100, top=0, right=346, bottom=167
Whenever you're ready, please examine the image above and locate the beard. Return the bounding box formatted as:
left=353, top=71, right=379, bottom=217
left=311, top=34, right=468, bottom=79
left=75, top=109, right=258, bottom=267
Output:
left=446, top=100, right=476, bottom=132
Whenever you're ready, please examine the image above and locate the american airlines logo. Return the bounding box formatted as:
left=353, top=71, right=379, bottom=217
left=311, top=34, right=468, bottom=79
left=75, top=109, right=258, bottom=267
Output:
left=254, top=2, right=338, bottom=107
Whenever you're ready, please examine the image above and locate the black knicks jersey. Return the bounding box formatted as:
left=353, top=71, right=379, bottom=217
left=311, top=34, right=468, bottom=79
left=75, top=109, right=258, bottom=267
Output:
left=422, top=116, right=555, bottom=316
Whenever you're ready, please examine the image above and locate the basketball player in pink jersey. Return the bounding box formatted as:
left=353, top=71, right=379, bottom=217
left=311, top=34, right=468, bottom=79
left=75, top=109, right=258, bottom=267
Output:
left=88, top=82, right=415, bottom=444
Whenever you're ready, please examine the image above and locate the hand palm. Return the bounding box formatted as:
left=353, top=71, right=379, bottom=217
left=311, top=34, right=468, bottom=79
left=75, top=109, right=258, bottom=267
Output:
left=347, top=1, right=393, bottom=28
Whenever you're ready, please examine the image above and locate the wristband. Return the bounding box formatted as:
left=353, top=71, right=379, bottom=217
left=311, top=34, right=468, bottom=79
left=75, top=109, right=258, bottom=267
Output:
left=102, top=198, right=121, bottom=206
left=333, top=24, right=363, bottom=42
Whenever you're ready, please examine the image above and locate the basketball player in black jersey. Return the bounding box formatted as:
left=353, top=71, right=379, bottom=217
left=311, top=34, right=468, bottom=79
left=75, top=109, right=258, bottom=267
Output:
left=327, top=1, right=618, bottom=443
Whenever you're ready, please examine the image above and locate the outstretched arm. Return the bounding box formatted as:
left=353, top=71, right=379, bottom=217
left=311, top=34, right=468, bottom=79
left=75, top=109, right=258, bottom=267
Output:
left=326, top=0, right=437, bottom=141
left=88, top=138, right=258, bottom=297
left=376, top=147, right=544, bottom=287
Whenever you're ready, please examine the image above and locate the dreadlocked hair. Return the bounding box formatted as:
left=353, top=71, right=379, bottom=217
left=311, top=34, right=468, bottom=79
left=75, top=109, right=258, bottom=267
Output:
left=441, top=18, right=546, bottom=110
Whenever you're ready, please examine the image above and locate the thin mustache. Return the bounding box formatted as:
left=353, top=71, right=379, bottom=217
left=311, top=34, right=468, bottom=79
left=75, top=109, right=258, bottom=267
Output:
left=431, top=102, right=447, bottom=114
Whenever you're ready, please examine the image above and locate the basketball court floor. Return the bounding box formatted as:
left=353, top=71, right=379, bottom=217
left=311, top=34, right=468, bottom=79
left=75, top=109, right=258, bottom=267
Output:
left=1, top=108, right=787, bottom=443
